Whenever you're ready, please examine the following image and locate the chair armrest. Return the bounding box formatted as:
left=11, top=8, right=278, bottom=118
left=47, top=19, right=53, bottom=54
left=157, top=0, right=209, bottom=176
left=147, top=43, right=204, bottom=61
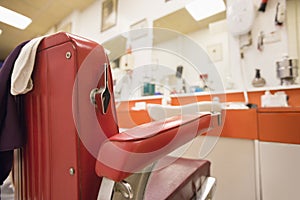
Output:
left=95, top=113, right=213, bottom=182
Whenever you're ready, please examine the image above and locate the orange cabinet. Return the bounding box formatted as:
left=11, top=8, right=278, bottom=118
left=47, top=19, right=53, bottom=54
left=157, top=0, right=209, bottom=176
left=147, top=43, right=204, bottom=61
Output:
left=220, top=109, right=258, bottom=140
left=258, top=108, right=300, bottom=144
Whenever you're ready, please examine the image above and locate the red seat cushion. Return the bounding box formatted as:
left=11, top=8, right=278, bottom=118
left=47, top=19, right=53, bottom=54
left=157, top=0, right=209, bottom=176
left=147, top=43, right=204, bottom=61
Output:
left=144, top=156, right=211, bottom=200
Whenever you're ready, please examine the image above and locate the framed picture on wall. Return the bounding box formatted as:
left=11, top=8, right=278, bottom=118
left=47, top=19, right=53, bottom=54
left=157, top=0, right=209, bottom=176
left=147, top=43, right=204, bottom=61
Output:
left=101, top=0, right=118, bottom=32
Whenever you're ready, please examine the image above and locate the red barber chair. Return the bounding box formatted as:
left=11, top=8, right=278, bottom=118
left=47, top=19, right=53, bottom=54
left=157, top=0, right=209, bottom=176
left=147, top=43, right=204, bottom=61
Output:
left=13, top=32, right=219, bottom=199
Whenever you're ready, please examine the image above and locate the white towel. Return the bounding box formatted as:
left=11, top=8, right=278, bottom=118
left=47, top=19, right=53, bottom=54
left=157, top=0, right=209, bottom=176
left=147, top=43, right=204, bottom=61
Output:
left=11, top=36, right=45, bottom=95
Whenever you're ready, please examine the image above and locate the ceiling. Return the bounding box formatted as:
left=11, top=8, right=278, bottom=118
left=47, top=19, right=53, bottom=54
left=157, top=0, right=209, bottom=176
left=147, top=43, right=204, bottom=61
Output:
left=153, top=0, right=226, bottom=44
left=103, top=7, right=226, bottom=62
left=153, top=8, right=226, bottom=35
left=0, top=0, right=96, bottom=61
left=0, top=0, right=227, bottom=61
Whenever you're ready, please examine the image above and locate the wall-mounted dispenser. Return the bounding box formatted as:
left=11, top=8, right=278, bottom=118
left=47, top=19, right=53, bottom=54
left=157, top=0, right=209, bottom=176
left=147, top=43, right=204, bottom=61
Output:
left=276, top=55, right=298, bottom=85
left=227, top=0, right=255, bottom=36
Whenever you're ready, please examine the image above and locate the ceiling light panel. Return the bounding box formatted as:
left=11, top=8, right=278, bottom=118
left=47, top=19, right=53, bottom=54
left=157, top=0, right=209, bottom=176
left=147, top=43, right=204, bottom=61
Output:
left=0, top=6, right=32, bottom=30
left=185, top=0, right=226, bottom=21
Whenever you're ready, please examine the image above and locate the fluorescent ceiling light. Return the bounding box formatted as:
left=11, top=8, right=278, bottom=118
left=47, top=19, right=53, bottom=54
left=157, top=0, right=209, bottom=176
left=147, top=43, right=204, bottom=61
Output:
left=185, top=0, right=226, bottom=21
left=0, top=6, right=32, bottom=30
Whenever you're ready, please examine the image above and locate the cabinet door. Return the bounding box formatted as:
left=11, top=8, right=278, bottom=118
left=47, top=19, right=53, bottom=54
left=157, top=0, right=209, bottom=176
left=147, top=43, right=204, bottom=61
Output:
left=182, top=136, right=257, bottom=200
left=260, top=142, right=300, bottom=200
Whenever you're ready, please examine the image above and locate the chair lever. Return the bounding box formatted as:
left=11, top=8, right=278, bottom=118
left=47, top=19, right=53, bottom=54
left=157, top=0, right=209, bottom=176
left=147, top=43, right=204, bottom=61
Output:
left=90, top=63, right=111, bottom=114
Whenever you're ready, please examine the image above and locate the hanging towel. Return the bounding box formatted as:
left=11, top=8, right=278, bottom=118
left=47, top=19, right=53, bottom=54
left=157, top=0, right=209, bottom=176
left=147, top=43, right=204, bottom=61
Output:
left=11, top=36, right=45, bottom=95
left=0, top=41, right=28, bottom=185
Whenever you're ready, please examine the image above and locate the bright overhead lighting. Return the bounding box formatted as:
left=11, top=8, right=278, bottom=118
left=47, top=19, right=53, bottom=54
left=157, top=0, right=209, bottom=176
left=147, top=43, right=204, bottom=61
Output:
left=0, top=6, right=32, bottom=30
left=185, top=0, right=226, bottom=21
left=0, top=29, right=2, bottom=35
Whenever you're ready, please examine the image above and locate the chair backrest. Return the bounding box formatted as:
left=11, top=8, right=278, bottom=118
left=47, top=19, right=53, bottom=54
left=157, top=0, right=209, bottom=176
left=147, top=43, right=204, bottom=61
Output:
left=19, top=32, right=119, bottom=200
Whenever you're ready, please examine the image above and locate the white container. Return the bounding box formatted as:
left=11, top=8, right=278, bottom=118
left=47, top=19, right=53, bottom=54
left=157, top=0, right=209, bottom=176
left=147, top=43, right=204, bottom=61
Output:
left=261, top=91, right=288, bottom=107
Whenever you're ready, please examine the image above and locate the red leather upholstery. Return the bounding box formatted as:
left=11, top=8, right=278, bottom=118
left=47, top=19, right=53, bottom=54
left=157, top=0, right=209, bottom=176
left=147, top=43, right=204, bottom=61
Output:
left=95, top=113, right=212, bottom=182
left=144, top=156, right=211, bottom=200
left=22, top=32, right=117, bottom=200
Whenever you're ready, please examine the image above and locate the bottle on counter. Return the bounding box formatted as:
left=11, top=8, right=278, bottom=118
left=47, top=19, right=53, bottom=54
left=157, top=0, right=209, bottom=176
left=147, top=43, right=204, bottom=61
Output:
left=252, top=68, right=266, bottom=87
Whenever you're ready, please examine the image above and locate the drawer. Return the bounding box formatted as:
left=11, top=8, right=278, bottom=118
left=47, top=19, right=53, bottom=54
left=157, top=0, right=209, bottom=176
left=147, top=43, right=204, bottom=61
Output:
left=258, top=112, right=300, bottom=144
left=221, top=109, right=258, bottom=140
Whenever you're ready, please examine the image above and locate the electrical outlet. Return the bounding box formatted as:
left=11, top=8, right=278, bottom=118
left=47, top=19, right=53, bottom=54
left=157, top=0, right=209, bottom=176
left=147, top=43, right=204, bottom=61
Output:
left=207, top=43, right=223, bottom=62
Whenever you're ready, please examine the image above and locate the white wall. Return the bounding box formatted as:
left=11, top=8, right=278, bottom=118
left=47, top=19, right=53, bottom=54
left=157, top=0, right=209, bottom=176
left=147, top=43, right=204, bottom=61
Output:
left=55, top=0, right=292, bottom=92
left=228, top=0, right=289, bottom=89
left=69, top=0, right=195, bottom=43
left=287, top=0, right=300, bottom=58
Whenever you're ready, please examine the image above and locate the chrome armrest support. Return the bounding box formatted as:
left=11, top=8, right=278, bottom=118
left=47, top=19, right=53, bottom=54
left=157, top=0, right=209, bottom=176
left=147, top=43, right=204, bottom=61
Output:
left=198, top=177, right=216, bottom=200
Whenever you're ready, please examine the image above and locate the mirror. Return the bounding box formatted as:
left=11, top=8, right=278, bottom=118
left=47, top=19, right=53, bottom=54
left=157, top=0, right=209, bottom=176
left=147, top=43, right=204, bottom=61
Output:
left=152, top=7, right=229, bottom=92
left=102, top=0, right=298, bottom=101
left=102, top=4, right=228, bottom=101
